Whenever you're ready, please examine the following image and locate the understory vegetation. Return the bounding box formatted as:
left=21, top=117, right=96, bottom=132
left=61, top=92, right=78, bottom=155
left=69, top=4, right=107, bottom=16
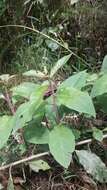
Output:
left=0, top=0, right=107, bottom=189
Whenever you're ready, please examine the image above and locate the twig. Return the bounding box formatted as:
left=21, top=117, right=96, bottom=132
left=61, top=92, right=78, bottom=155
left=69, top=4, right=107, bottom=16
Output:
left=76, top=134, right=107, bottom=146
left=0, top=152, right=49, bottom=171
left=0, top=134, right=107, bottom=171
left=49, top=80, right=60, bottom=123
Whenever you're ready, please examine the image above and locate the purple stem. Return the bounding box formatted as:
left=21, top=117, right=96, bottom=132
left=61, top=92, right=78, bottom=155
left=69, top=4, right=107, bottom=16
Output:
left=4, top=88, right=15, bottom=115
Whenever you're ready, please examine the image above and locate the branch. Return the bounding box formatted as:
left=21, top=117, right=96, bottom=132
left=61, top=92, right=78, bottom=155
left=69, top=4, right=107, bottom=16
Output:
left=0, top=134, right=107, bottom=171
left=76, top=134, right=107, bottom=146
left=0, top=152, right=49, bottom=171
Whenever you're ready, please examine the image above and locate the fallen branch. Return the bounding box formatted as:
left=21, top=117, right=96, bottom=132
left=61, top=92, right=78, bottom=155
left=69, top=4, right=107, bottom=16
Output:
left=0, top=134, right=107, bottom=171
left=76, top=134, right=107, bottom=146
left=0, top=152, right=49, bottom=171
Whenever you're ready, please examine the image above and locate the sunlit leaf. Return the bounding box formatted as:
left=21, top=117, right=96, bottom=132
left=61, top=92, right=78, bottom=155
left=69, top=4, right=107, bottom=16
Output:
left=57, top=87, right=96, bottom=117
left=92, top=127, right=103, bottom=142
left=12, top=100, right=42, bottom=133
left=11, top=82, right=39, bottom=99
left=49, top=125, right=75, bottom=168
left=91, top=74, right=107, bottom=98
left=60, top=70, right=88, bottom=90
left=12, top=83, right=48, bottom=132
left=87, top=73, right=98, bottom=84
left=23, top=70, right=48, bottom=79
left=76, top=150, right=107, bottom=183
left=30, top=82, right=48, bottom=101
left=29, top=159, right=50, bottom=172
left=50, top=54, right=72, bottom=78
left=0, top=74, right=10, bottom=82
left=0, top=116, right=13, bottom=149
left=70, top=0, right=79, bottom=5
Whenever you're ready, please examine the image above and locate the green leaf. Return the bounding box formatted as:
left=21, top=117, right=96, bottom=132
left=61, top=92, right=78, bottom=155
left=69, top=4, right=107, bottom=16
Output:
left=45, top=102, right=57, bottom=126
left=49, top=125, right=75, bottom=168
left=76, top=150, right=107, bottom=183
left=101, top=55, right=107, bottom=73
left=91, top=74, right=107, bottom=98
left=72, top=129, right=80, bottom=140
left=24, top=121, right=49, bottom=144
left=12, top=83, right=47, bottom=132
left=57, top=87, right=96, bottom=117
left=11, top=82, right=39, bottom=99
left=87, top=73, right=98, bottom=84
left=97, top=94, right=107, bottom=113
left=92, top=127, right=103, bottom=142
left=60, top=71, right=88, bottom=90
left=0, top=116, right=13, bottom=149
left=23, top=70, right=47, bottom=79
left=12, top=102, right=34, bottom=132
left=7, top=177, right=14, bottom=190
left=30, top=83, right=48, bottom=101
left=12, top=100, right=42, bottom=133
left=29, top=159, right=50, bottom=172
left=50, top=54, right=72, bottom=78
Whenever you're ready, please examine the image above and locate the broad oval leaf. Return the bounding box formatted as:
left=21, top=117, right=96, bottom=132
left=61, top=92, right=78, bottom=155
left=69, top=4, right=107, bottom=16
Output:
left=30, top=82, right=48, bottom=101
left=11, top=82, right=39, bottom=99
left=101, top=55, right=107, bottom=73
left=49, top=125, right=75, bottom=168
left=91, top=74, right=107, bottom=98
left=0, top=116, right=13, bottom=149
left=60, top=70, right=88, bottom=90
left=50, top=54, right=72, bottom=78
left=12, top=83, right=48, bottom=132
left=24, top=122, right=49, bottom=144
left=57, top=87, right=96, bottom=117
left=76, top=150, right=107, bottom=183
left=12, top=100, right=43, bottom=133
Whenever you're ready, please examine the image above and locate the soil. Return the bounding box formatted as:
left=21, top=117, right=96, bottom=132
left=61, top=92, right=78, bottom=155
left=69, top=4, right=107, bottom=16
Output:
left=0, top=165, right=107, bottom=190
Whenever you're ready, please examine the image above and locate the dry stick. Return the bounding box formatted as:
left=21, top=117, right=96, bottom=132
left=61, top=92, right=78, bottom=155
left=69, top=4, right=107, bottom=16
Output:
left=76, top=134, right=107, bottom=146
left=0, top=152, right=49, bottom=171
left=0, top=134, right=107, bottom=171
